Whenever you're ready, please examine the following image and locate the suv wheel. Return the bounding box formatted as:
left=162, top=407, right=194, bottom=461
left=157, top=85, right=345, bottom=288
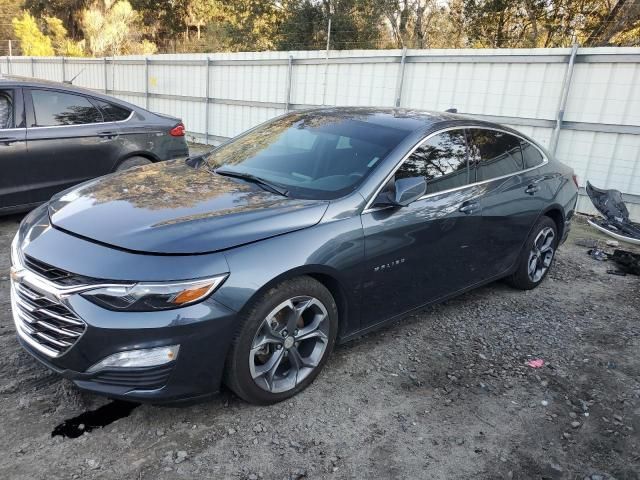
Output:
left=224, top=276, right=338, bottom=405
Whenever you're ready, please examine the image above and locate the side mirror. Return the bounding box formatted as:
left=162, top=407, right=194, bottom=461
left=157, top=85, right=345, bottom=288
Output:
left=373, top=176, right=426, bottom=208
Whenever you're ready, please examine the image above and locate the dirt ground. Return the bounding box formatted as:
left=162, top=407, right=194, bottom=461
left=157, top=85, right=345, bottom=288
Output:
left=0, top=214, right=638, bottom=480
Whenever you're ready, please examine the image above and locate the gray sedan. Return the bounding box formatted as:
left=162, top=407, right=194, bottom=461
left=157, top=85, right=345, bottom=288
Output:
left=0, top=76, right=188, bottom=214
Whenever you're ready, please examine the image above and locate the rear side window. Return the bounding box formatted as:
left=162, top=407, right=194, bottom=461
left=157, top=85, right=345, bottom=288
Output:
left=467, top=129, right=523, bottom=182
left=395, top=130, right=470, bottom=195
left=521, top=140, right=545, bottom=168
left=31, top=90, right=103, bottom=126
left=96, top=100, right=132, bottom=122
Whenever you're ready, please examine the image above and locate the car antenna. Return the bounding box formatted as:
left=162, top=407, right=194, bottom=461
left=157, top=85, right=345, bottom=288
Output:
left=445, top=108, right=458, bottom=113
left=65, top=68, right=85, bottom=85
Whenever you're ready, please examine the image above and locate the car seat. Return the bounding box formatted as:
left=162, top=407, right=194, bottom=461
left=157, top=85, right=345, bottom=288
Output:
left=0, top=94, right=12, bottom=129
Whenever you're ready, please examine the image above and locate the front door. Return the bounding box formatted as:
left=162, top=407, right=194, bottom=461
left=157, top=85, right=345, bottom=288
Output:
left=360, top=129, right=485, bottom=328
left=0, top=87, right=29, bottom=210
left=24, top=88, right=123, bottom=204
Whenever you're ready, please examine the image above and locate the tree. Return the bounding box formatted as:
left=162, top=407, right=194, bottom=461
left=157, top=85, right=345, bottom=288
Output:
left=80, top=0, right=156, bottom=56
left=584, top=0, right=640, bottom=46
left=44, top=15, right=85, bottom=56
left=25, top=0, right=90, bottom=39
left=12, top=11, right=54, bottom=55
left=1, top=0, right=24, bottom=47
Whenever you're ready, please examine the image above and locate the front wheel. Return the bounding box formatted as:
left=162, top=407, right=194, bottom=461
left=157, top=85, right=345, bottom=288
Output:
left=224, top=276, right=338, bottom=405
left=115, top=156, right=152, bottom=171
left=505, top=216, right=558, bottom=290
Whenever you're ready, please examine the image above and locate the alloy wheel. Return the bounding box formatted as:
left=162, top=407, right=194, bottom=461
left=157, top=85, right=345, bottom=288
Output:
left=249, top=296, right=330, bottom=393
left=527, top=226, right=555, bottom=283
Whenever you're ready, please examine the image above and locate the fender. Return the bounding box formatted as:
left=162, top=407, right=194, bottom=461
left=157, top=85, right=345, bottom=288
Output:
left=215, top=215, right=366, bottom=338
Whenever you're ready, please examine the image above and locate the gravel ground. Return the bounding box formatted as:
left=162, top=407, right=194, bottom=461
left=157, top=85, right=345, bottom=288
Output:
left=0, top=214, right=638, bottom=480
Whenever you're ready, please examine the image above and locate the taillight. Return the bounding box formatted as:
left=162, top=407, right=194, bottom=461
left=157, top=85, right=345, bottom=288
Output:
left=169, top=123, right=185, bottom=137
left=572, top=174, right=579, bottom=188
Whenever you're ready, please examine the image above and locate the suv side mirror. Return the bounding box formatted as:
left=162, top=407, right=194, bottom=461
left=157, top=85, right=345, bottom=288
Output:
left=373, top=176, right=426, bottom=208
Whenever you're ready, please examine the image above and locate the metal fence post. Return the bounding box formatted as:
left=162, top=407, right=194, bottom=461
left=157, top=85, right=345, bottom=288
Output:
left=144, top=57, right=150, bottom=110
left=61, top=57, right=66, bottom=82
left=550, top=43, right=578, bottom=156
left=31, top=57, right=35, bottom=77
left=204, top=57, right=210, bottom=145
left=322, top=18, right=332, bottom=105
left=394, top=47, right=407, bottom=107
left=285, top=54, right=293, bottom=112
left=103, top=57, right=108, bottom=93
left=7, top=56, right=11, bottom=74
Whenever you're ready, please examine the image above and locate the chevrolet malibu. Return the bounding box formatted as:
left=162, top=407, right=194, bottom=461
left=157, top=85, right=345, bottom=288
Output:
left=9, top=108, right=578, bottom=405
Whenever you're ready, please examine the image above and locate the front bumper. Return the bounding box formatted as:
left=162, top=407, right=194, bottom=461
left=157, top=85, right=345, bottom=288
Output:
left=12, top=287, right=238, bottom=403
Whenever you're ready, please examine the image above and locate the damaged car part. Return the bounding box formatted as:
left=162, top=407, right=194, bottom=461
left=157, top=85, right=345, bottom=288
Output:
left=586, top=182, right=640, bottom=245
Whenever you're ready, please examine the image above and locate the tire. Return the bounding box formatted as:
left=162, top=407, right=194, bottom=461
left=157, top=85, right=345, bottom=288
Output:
left=224, top=276, right=338, bottom=405
left=505, top=216, right=558, bottom=290
left=115, top=156, right=152, bottom=171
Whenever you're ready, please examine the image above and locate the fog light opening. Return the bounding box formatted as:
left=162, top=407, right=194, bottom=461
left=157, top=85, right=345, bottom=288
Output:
left=87, top=345, right=180, bottom=373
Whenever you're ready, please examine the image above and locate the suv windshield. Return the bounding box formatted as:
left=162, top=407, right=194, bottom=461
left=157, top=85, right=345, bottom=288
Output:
left=206, top=111, right=411, bottom=200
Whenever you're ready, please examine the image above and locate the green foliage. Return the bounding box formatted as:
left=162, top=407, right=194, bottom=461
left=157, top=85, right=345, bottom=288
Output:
left=0, top=0, right=24, bottom=44
left=12, top=11, right=55, bottom=55
left=44, top=15, right=85, bottom=56
left=5, top=0, right=640, bottom=55
left=80, top=0, right=156, bottom=55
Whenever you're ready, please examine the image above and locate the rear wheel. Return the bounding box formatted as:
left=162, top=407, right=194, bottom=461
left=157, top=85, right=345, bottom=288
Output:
left=506, top=216, right=558, bottom=290
left=224, top=276, right=338, bottom=405
left=115, top=156, right=152, bottom=171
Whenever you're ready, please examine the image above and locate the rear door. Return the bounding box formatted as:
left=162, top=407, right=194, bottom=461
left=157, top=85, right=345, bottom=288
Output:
left=0, top=87, right=29, bottom=210
left=24, top=88, right=123, bottom=203
left=360, top=129, right=485, bottom=327
left=467, top=128, right=551, bottom=277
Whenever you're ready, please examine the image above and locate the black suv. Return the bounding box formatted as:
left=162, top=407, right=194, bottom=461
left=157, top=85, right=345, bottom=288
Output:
left=0, top=76, right=189, bottom=214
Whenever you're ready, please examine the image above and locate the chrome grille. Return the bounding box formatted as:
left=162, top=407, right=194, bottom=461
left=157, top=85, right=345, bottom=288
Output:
left=11, top=281, right=86, bottom=358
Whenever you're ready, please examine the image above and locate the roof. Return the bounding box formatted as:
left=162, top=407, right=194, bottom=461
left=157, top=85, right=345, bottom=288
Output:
left=0, top=74, right=146, bottom=113
left=0, top=75, right=103, bottom=95
left=289, top=106, right=474, bottom=133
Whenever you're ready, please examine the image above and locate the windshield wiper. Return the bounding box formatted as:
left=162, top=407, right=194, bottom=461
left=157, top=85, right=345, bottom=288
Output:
left=214, top=169, right=289, bottom=197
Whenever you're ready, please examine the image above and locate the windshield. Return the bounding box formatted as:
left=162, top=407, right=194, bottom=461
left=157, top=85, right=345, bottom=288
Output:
left=206, top=110, right=412, bottom=200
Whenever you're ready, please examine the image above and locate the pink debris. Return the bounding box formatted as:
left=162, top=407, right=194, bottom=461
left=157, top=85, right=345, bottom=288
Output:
left=527, top=359, right=545, bottom=368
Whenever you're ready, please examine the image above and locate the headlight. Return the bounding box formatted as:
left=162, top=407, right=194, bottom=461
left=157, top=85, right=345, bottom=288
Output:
left=10, top=232, right=20, bottom=267
left=82, top=275, right=227, bottom=311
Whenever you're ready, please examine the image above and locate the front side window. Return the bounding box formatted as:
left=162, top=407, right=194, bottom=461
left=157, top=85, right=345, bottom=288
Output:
left=206, top=111, right=411, bottom=200
left=0, top=90, right=14, bottom=129
left=521, top=139, right=545, bottom=168
left=30, top=90, right=103, bottom=127
left=395, top=130, right=470, bottom=195
left=467, top=129, right=523, bottom=182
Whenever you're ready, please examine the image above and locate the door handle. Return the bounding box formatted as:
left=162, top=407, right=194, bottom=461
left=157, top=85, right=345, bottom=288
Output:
left=459, top=201, right=479, bottom=214
left=98, top=131, right=118, bottom=139
left=525, top=184, right=540, bottom=195
left=0, top=137, right=19, bottom=145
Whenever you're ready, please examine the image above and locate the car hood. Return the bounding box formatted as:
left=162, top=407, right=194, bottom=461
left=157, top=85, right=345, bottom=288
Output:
left=48, top=160, right=329, bottom=254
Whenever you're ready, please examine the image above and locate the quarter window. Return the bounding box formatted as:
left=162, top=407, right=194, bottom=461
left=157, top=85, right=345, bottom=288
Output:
left=521, top=140, right=544, bottom=168
left=467, top=129, right=523, bottom=182
left=395, top=131, right=470, bottom=195
left=31, top=90, right=103, bottom=127
left=96, top=100, right=132, bottom=122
